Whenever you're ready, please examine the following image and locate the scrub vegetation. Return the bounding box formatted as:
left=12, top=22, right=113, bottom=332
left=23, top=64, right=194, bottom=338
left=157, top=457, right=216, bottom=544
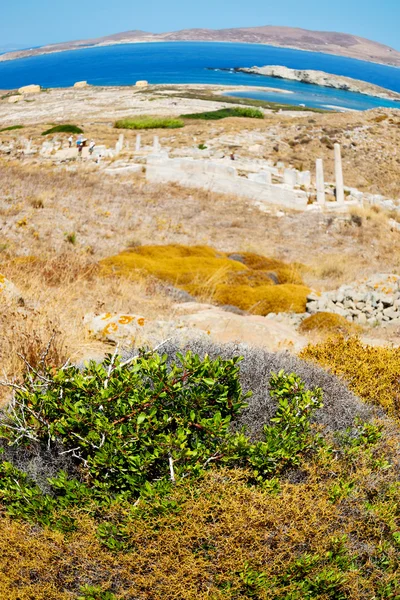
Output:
left=0, top=340, right=398, bottom=598
left=181, top=107, right=264, bottom=120
left=42, top=124, right=84, bottom=135
left=102, top=244, right=309, bottom=315
left=114, top=116, right=184, bottom=130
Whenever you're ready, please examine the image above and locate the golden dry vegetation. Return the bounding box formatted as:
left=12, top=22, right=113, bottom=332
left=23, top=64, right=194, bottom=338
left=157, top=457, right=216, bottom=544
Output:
left=0, top=446, right=399, bottom=600
left=103, top=245, right=309, bottom=314
left=301, top=335, right=400, bottom=417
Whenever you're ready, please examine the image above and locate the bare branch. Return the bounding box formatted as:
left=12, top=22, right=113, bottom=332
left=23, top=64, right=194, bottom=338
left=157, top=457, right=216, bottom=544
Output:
left=120, top=338, right=173, bottom=369
left=104, top=343, right=120, bottom=389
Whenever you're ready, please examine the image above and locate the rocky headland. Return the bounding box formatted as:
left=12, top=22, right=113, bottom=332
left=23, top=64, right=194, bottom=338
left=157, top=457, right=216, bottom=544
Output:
left=236, top=65, right=400, bottom=100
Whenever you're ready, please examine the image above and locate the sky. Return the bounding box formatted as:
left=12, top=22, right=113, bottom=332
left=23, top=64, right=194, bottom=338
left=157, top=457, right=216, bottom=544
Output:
left=1, top=0, right=399, bottom=51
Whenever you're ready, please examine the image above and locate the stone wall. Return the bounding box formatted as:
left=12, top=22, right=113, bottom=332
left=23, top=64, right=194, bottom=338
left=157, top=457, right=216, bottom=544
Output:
left=307, top=274, right=400, bottom=326
left=146, top=155, right=309, bottom=211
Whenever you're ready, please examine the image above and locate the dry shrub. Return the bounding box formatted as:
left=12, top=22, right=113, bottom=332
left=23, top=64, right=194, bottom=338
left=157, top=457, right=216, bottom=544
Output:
left=301, top=335, right=400, bottom=416
left=0, top=253, right=174, bottom=401
left=0, top=310, right=69, bottom=404
left=0, top=458, right=399, bottom=599
left=103, top=245, right=308, bottom=315
left=348, top=205, right=388, bottom=230
left=299, top=312, right=360, bottom=336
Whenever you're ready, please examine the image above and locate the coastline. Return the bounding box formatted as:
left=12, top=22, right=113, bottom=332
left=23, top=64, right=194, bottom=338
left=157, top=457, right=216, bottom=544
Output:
left=234, top=65, right=400, bottom=102
left=1, top=38, right=400, bottom=69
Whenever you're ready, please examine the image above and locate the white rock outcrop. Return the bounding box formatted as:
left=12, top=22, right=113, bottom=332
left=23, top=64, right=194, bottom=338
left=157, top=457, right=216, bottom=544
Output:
left=73, top=81, right=89, bottom=89
left=18, top=84, right=41, bottom=95
left=237, top=65, right=400, bottom=101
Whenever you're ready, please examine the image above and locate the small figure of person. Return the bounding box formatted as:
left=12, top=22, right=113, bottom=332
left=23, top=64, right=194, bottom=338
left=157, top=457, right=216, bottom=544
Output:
left=230, top=152, right=235, bottom=161
left=68, top=135, right=73, bottom=148
left=89, top=140, right=96, bottom=156
left=76, top=135, right=84, bottom=156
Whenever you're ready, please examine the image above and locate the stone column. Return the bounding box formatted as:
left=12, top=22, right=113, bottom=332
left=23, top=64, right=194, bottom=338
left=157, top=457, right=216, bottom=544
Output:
left=283, top=168, right=297, bottom=187
left=153, top=135, right=160, bottom=152
left=334, top=143, right=345, bottom=204
left=316, top=159, right=326, bottom=205
left=135, top=134, right=141, bottom=151
left=115, top=133, right=124, bottom=155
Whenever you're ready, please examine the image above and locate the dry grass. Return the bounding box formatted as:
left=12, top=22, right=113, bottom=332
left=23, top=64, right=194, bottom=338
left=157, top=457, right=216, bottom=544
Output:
left=301, top=335, right=400, bottom=416
left=0, top=449, right=399, bottom=599
left=0, top=253, right=173, bottom=403
left=299, top=312, right=361, bottom=337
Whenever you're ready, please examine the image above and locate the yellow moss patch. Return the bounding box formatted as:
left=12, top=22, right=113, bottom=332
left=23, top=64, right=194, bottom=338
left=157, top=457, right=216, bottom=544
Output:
left=208, top=283, right=310, bottom=314
left=299, top=312, right=360, bottom=336
left=102, top=245, right=309, bottom=315
left=300, top=336, right=400, bottom=416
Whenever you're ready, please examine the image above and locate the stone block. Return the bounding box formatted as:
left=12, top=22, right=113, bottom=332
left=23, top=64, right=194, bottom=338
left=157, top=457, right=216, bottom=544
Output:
left=283, top=168, right=297, bottom=187
left=136, top=80, right=149, bottom=88
left=248, top=171, right=272, bottom=184
left=74, top=81, right=88, bottom=88
left=18, top=84, right=41, bottom=94
left=297, top=171, right=311, bottom=187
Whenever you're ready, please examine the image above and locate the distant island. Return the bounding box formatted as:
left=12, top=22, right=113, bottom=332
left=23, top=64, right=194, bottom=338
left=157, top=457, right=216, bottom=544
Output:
left=235, top=65, right=400, bottom=100
left=1, top=25, right=400, bottom=67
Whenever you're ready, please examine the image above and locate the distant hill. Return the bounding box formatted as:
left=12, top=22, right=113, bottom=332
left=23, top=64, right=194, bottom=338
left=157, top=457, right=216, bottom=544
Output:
left=1, top=25, right=400, bottom=67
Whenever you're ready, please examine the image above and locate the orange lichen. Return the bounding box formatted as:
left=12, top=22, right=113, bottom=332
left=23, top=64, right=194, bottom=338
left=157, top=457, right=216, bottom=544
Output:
left=118, top=316, right=134, bottom=325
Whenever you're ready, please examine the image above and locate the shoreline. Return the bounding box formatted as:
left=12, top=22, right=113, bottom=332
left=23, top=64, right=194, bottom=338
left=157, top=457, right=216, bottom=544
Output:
left=234, top=65, right=400, bottom=102
left=1, top=39, right=400, bottom=70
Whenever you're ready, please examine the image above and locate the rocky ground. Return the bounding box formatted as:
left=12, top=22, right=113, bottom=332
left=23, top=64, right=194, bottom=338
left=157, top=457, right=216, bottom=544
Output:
left=0, top=83, right=400, bottom=388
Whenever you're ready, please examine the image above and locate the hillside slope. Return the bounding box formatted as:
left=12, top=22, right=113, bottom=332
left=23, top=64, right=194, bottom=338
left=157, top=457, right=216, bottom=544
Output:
left=1, top=25, right=400, bottom=66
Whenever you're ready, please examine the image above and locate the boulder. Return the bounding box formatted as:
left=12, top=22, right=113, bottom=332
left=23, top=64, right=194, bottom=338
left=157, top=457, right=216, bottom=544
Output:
left=73, top=81, right=88, bottom=89
left=7, top=95, right=22, bottom=104
left=0, top=274, right=23, bottom=303
left=84, top=313, right=149, bottom=345
left=84, top=312, right=206, bottom=348
left=178, top=306, right=306, bottom=352
left=18, top=84, right=41, bottom=95
left=135, top=80, right=149, bottom=88
left=84, top=307, right=307, bottom=353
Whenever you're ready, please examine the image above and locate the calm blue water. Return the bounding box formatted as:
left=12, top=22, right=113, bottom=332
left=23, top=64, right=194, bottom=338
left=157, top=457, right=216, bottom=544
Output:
left=0, top=41, right=400, bottom=111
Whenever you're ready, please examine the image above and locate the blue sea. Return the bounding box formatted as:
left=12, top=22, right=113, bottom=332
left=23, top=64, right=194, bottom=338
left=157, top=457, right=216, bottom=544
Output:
left=0, top=41, right=400, bottom=111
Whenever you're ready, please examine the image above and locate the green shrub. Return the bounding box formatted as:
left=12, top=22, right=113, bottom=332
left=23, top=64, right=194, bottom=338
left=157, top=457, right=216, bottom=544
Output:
left=181, top=107, right=264, bottom=120
left=0, top=348, right=394, bottom=598
left=0, top=125, right=24, bottom=132
left=78, top=585, right=117, bottom=600
left=114, top=116, right=184, bottom=130
left=41, top=124, right=83, bottom=135
left=0, top=352, right=323, bottom=517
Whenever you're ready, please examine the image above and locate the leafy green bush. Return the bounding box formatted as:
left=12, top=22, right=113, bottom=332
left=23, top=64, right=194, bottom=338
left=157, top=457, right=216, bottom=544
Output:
left=0, top=351, right=324, bottom=529
left=0, top=125, right=24, bottom=132
left=181, top=107, right=264, bottom=120
left=78, top=586, right=117, bottom=600
left=1, top=352, right=248, bottom=496
left=114, top=116, right=184, bottom=130
left=41, top=124, right=83, bottom=135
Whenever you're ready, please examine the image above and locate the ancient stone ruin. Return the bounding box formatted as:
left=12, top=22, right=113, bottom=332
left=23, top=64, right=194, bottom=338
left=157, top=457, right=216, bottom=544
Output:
left=307, top=274, right=400, bottom=326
